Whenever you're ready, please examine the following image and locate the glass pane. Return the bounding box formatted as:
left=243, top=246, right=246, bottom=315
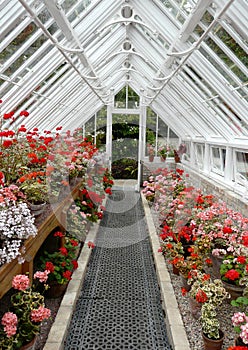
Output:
left=211, top=147, right=221, bottom=171
left=205, top=37, right=247, bottom=83
left=196, top=144, right=205, bottom=169
left=214, top=25, right=248, bottom=68
left=0, top=23, right=38, bottom=65
left=169, top=128, right=179, bottom=148
left=236, top=151, right=248, bottom=180
left=158, top=118, right=168, bottom=139
left=96, top=107, right=107, bottom=151
left=85, top=115, right=95, bottom=135
left=112, top=114, right=139, bottom=161
left=3, top=34, right=47, bottom=76
left=211, top=147, right=226, bottom=173
left=115, top=87, right=126, bottom=108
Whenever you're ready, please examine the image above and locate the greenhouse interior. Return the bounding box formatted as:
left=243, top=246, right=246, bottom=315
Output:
left=0, top=0, right=248, bottom=349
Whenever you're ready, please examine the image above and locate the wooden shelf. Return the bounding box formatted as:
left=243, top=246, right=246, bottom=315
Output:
left=0, top=182, right=81, bottom=299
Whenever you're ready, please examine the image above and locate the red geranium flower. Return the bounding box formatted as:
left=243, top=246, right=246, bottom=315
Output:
left=223, top=226, right=233, bottom=234
left=195, top=289, right=208, bottom=303
left=45, top=262, right=55, bottom=273
left=72, top=260, right=78, bottom=269
left=181, top=287, right=188, bottom=296
left=70, top=239, right=78, bottom=247
left=63, top=270, right=72, bottom=280
left=237, top=256, right=247, bottom=264
left=54, top=231, right=64, bottom=238
left=225, top=269, right=240, bottom=281
left=105, top=187, right=112, bottom=195
left=59, top=247, right=68, bottom=256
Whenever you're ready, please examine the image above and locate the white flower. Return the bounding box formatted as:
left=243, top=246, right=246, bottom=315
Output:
left=0, top=202, right=37, bottom=266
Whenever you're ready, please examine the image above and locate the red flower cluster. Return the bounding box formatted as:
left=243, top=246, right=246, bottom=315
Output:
left=195, top=289, right=208, bottom=303
left=225, top=269, right=240, bottom=281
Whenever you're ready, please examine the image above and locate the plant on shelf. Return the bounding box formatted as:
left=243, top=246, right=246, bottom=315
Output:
left=147, top=143, right=155, bottom=161
left=75, top=187, right=104, bottom=223
left=66, top=204, right=89, bottom=241
left=0, top=272, right=51, bottom=349
left=0, top=184, right=37, bottom=266
left=39, top=231, right=80, bottom=286
left=157, top=144, right=170, bottom=160
left=201, top=303, right=224, bottom=342
left=17, top=171, right=48, bottom=205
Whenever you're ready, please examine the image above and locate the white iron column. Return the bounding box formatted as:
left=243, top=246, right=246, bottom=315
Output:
left=224, top=146, right=233, bottom=183
left=137, top=97, right=147, bottom=190
left=203, top=143, right=211, bottom=175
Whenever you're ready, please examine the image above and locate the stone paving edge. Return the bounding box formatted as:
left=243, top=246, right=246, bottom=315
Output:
left=141, top=193, right=191, bottom=350
left=43, top=218, right=100, bottom=350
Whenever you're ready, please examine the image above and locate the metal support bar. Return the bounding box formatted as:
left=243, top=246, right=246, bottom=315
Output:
left=17, top=0, right=108, bottom=104
left=148, top=0, right=235, bottom=104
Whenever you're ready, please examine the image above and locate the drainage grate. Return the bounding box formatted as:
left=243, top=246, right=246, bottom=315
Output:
left=64, top=190, right=172, bottom=350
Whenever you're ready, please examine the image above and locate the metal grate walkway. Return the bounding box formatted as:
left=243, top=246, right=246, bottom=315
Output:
left=64, top=190, right=172, bottom=350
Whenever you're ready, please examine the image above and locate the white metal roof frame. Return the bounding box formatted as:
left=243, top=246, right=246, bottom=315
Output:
left=0, top=0, right=247, bottom=146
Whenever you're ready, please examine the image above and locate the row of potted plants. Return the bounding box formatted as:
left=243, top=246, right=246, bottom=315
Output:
left=142, top=167, right=248, bottom=349
left=147, top=143, right=178, bottom=162
left=0, top=105, right=114, bottom=267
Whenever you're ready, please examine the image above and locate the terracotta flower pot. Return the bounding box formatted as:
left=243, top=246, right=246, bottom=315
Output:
left=210, top=254, right=225, bottom=278
left=202, top=330, right=224, bottom=350
left=189, top=297, right=201, bottom=319
left=28, top=202, right=46, bottom=216
left=222, top=280, right=244, bottom=301
left=149, top=155, right=154, bottom=162
left=235, top=336, right=248, bottom=347
left=172, top=264, right=180, bottom=275
left=20, top=336, right=37, bottom=350
left=180, top=274, right=191, bottom=292
left=45, top=281, right=69, bottom=298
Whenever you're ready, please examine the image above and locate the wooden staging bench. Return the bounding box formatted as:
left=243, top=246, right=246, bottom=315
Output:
left=0, top=183, right=81, bottom=299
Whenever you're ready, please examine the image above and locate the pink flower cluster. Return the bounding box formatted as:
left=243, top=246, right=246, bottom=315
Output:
left=1, top=312, right=18, bottom=338
left=30, top=306, right=51, bottom=323
left=34, top=270, right=50, bottom=283
left=232, top=312, right=248, bottom=326
left=12, top=274, right=30, bottom=291
left=232, top=312, right=248, bottom=344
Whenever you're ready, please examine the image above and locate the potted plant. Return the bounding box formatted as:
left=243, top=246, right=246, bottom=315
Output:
left=147, top=144, right=155, bottom=162
left=201, top=303, right=225, bottom=349
left=231, top=311, right=248, bottom=347
left=39, top=231, right=80, bottom=298
left=197, top=277, right=230, bottom=349
left=0, top=272, right=51, bottom=349
left=158, top=145, right=169, bottom=161
left=0, top=184, right=37, bottom=266
left=185, top=271, right=230, bottom=320
left=17, top=171, right=48, bottom=216
left=220, top=254, right=248, bottom=300
left=230, top=276, right=248, bottom=347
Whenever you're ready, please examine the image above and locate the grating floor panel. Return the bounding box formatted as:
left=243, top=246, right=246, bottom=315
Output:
left=64, top=190, right=172, bottom=350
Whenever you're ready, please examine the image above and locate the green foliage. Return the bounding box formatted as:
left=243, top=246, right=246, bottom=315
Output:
left=201, top=303, right=221, bottom=339
left=112, top=158, right=138, bottom=179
